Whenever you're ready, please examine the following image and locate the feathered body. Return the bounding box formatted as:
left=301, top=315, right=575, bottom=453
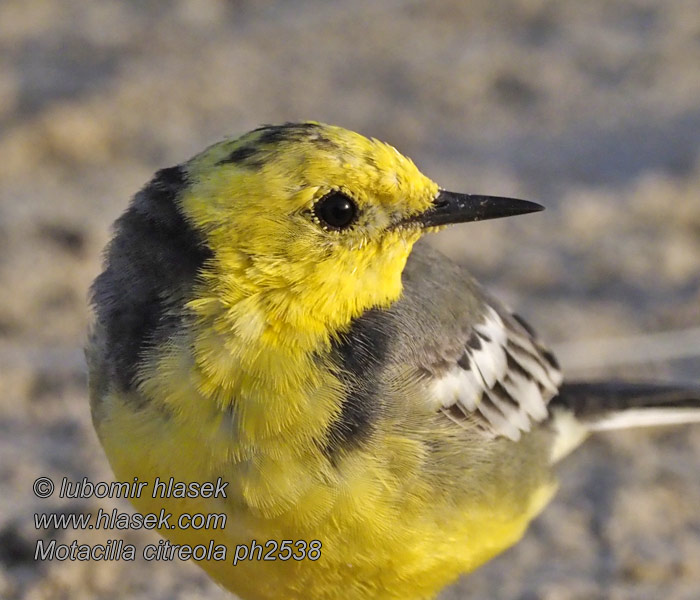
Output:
left=88, top=123, right=700, bottom=600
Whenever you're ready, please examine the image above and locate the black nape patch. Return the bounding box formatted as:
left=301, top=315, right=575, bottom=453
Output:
left=254, top=122, right=322, bottom=145
left=324, top=309, right=393, bottom=458
left=216, top=145, right=262, bottom=168
left=90, top=165, right=213, bottom=392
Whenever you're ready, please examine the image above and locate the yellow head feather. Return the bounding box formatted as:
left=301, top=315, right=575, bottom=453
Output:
left=180, top=122, right=438, bottom=348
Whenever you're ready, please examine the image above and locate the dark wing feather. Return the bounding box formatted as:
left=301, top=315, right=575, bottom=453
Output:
left=384, top=241, right=562, bottom=441
left=329, top=241, right=563, bottom=445
left=424, top=303, right=562, bottom=440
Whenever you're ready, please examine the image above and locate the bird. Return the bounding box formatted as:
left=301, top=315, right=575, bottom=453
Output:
left=87, top=122, right=700, bottom=600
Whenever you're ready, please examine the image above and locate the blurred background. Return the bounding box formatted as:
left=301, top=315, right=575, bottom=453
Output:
left=1, top=1, right=699, bottom=598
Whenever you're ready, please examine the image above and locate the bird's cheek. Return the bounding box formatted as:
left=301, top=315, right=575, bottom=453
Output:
left=356, top=235, right=416, bottom=305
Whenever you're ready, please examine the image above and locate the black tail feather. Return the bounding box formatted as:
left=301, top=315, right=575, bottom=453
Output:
left=552, top=380, right=700, bottom=419
left=548, top=380, right=700, bottom=462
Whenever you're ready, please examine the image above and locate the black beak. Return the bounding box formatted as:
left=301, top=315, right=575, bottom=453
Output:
left=413, top=190, right=544, bottom=228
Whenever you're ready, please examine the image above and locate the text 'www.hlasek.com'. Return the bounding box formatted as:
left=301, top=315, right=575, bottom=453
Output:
left=32, top=476, right=322, bottom=563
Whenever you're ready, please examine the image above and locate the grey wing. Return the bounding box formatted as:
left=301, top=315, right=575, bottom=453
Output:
left=391, top=242, right=563, bottom=441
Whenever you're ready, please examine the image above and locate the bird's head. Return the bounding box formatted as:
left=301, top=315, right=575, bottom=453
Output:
left=179, top=122, right=541, bottom=345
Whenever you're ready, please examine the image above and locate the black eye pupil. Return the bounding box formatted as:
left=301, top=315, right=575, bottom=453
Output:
left=314, top=192, right=358, bottom=230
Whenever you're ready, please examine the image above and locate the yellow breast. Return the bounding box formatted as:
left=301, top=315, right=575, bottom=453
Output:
left=95, top=352, right=555, bottom=600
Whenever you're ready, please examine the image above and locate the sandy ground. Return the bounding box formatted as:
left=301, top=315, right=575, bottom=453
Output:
left=1, top=1, right=699, bottom=598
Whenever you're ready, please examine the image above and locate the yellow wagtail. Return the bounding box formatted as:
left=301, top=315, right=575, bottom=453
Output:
left=88, top=122, right=700, bottom=599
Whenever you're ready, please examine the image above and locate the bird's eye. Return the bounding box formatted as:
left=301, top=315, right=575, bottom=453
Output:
left=313, top=191, right=358, bottom=230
